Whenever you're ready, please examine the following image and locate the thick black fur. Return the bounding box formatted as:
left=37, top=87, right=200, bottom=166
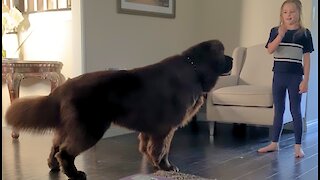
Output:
left=5, top=40, right=233, bottom=179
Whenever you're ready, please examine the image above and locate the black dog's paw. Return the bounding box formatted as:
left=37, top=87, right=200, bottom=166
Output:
left=68, top=171, right=87, bottom=180
left=163, top=165, right=180, bottom=172
left=48, top=158, right=60, bottom=172
left=49, top=168, right=60, bottom=173
left=157, top=161, right=179, bottom=172
left=155, top=165, right=179, bottom=172
left=166, top=164, right=179, bottom=172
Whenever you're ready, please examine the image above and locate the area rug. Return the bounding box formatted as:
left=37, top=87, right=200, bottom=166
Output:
left=120, top=171, right=213, bottom=180
left=152, top=170, right=213, bottom=180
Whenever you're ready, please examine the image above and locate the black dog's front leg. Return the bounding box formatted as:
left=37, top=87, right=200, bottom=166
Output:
left=159, top=153, right=179, bottom=172
left=147, top=129, right=178, bottom=172
left=180, top=95, right=205, bottom=128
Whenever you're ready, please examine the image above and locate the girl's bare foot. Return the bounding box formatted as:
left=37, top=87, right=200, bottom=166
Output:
left=258, top=142, right=279, bottom=153
left=295, top=144, right=305, bottom=158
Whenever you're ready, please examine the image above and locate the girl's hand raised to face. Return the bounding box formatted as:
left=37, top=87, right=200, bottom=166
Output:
left=278, top=24, right=288, bottom=38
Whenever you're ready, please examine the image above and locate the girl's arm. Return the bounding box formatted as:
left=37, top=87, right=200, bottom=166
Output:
left=299, top=53, right=310, bottom=93
left=267, top=35, right=283, bottom=54
left=266, top=25, right=287, bottom=54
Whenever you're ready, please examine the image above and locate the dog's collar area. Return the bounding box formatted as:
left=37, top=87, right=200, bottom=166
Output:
left=186, top=56, right=197, bottom=71
left=186, top=56, right=205, bottom=92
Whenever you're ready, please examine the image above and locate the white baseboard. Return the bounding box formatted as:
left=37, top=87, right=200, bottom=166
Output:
left=284, top=118, right=318, bottom=132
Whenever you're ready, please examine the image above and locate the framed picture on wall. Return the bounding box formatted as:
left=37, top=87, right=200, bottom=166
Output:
left=117, top=0, right=176, bottom=18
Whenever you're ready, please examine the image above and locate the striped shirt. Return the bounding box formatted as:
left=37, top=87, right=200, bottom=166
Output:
left=266, top=27, right=314, bottom=75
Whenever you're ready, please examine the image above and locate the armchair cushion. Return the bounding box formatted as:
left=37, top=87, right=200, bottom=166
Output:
left=211, top=85, right=273, bottom=107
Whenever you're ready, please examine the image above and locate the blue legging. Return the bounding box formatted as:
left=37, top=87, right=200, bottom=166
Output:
left=271, top=72, right=303, bottom=144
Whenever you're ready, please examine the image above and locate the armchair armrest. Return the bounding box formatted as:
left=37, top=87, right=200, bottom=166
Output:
left=211, top=75, right=238, bottom=91
left=206, top=75, right=238, bottom=109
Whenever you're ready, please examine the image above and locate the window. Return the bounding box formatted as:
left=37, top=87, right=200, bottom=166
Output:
left=2, top=0, right=71, bottom=13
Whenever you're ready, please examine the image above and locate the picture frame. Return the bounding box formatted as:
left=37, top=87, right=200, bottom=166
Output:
left=117, top=0, right=176, bottom=18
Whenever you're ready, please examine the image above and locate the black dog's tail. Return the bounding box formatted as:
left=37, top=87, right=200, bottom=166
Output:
left=5, top=96, right=60, bottom=133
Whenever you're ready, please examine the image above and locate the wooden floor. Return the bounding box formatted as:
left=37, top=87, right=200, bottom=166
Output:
left=2, top=120, right=318, bottom=180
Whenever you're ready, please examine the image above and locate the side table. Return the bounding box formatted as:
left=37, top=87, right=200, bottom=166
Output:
left=2, top=59, right=65, bottom=139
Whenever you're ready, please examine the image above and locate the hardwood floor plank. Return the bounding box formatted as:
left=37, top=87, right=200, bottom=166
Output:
left=235, top=145, right=318, bottom=180
left=296, top=166, right=318, bottom=180
left=189, top=123, right=318, bottom=179
left=265, top=154, right=318, bottom=180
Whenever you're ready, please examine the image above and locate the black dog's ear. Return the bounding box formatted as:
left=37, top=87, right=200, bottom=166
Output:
left=200, top=42, right=212, bottom=52
left=182, top=41, right=211, bottom=59
left=209, top=40, right=224, bottom=52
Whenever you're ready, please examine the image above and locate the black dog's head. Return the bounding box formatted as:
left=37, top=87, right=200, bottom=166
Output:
left=182, top=39, right=233, bottom=92
left=200, top=39, right=233, bottom=74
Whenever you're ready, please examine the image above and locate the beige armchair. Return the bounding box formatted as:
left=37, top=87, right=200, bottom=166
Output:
left=204, top=44, right=306, bottom=136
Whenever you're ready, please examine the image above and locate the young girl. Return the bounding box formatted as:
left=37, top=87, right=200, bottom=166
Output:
left=258, top=0, right=314, bottom=158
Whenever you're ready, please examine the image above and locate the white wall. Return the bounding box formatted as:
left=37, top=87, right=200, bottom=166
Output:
left=82, top=0, right=200, bottom=72
left=72, top=0, right=85, bottom=77
left=195, top=0, right=243, bottom=55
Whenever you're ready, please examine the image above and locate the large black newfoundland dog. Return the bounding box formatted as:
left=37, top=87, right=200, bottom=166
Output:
left=6, top=40, right=232, bottom=179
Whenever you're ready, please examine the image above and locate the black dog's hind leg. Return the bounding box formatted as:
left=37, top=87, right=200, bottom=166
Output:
left=55, top=132, right=89, bottom=180
left=55, top=122, right=111, bottom=179
left=48, top=146, right=60, bottom=171
left=148, top=129, right=179, bottom=172
left=56, top=148, right=86, bottom=180
left=48, top=130, right=66, bottom=171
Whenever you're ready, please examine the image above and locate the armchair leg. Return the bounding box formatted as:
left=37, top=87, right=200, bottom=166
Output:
left=209, top=122, right=216, bottom=136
